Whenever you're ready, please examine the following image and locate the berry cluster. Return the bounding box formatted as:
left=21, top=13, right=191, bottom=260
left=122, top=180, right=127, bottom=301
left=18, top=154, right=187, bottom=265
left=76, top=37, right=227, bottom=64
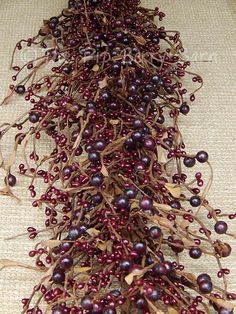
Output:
left=0, top=0, right=235, bottom=313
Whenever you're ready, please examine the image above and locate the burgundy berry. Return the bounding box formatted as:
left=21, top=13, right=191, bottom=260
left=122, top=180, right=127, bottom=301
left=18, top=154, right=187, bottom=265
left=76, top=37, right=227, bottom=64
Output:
left=68, top=225, right=87, bottom=240
left=169, top=200, right=181, bottom=209
left=183, top=157, right=196, bottom=168
left=214, top=221, right=228, bottom=234
left=198, top=280, right=213, bottom=294
left=140, top=155, right=151, bottom=166
left=94, top=140, right=106, bottom=151
left=52, top=307, right=64, bottom=314
left=62, top=64, right=72, bottom=74
left=190, top=195, right=201, bottom=207
left=63, top=166, right=73, bottom=177
left=125, top=188, right=138, bottom=199
left=15, top=85, right=26, bottom=95
left=196, top=150, right=209, bottom=163
left=81, top=296, right=93, bottom=310
left=115, top=195, right=129, bottom=210
left=52, top=29, right=62, bottom=38
left=147, top=289, right=161, bottom=301
left=59, top=255, right=73, bottom=270
left=180, top=104, right=190, bottom=115
left=139, top=197, right=153, bottom=211
left=143, top=137, right=155, bottom=150
left=29, top=112, right=40, bottom=123
left=163, top=261, right=173, bottom=274
left=133, top=242, right=146, bottom=255
left=88, top=152, right=100, bottom=163
left=149, top=226, right=162, bottom=239
left=119, top=260, right=132, bottom=271
left=52, top=269, right=65, bottom=284
left=5, top=173, right=17, bottom=187
left=170, top=239, right=184, bottom=253
left=90, top=173, right=104, bottom=186
left=133, top=118, right=144, bottom=129
left=152, top=263, right=167, bottom=276
left=189, top=247, right=202, bottom=259
left=135, top=297, right=147, bottom=309
left=197, top=273, right=211, bottom=285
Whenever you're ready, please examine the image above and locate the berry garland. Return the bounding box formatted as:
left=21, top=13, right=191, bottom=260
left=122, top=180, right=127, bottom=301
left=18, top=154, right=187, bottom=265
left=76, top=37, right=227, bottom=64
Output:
left=0, top=1, right=235, bottom=313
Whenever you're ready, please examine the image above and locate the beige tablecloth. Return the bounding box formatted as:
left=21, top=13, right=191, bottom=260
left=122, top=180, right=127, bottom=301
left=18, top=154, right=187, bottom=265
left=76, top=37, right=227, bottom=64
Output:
left=0, top=1, right=236, bottom=313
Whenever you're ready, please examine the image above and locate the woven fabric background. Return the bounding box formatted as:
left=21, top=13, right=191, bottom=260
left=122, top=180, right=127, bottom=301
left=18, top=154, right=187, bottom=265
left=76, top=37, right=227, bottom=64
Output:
left=0, top=0, right=236, bottom=313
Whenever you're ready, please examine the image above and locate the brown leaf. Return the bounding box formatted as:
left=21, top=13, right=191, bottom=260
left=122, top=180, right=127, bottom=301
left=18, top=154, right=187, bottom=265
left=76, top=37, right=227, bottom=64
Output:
left=132, top=34, right=147, bottom=45
left=146, top=299, right=165, bottom=314
left=74, top=267, right=91, bottom=273
left=86, top=228, right=100, bottom=237
left=101, top=40, right=108, bottom=47
left=92, top=64, right=100, bottom=72
left=98, top=76, right=108, bottom=89
left=62, top=8, right=75, bottom=17
left=40, top=240, right=61, bottom=249
left=96, top=241, right=107, bottom=251
left=101, top=164, right=109, bottom=177
left=157, top=146, right=167, bottom=164
left=125, top=272, right=134, bottom=285
left=110, top=119, right=120, bottom=125
left=80, top=56, right=94, bottom=63
left=165, top=183, right=181, bottom=198
left=168, top=307, right=179, bottom=314
left=125, top=269, right=143, bottom=285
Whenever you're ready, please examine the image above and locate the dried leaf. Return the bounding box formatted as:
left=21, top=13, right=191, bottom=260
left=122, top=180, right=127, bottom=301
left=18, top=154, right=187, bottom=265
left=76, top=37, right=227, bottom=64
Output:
left=165, top=183, right=181, bottom=198
left=168, top=307, right=179, bottom=314
left=153, top=216, right=174, bottom=229
left=98, top=76, right=108, bottom=89
left=62, top=8, right=75, bottom=17
left=101, top=40, right=108, bottom=47
left=40, top=240, right=61, bottom=249
left=132, top=34, right=147, bottom=45
left=125, top=269, right=143, bottom=285
left=125, top=272, right=135, bottom=285
left=74, top=267, right=91, bottom=273
left=179, top=271, right=196, bottom=283
left=86, top=228, right=100, bottom=237
left=157, top=146, right=167, bottom=164
left=182, top=237, right=196, bottom=247
left=110, top=119, right=120, bottom=125
left=80, top=56, right=94, bottom=63
left=146, top=299, right=165, bottom=314
left=101, top=164, right=109, bottom=177
left=179, top=219, right=190, bottom=229
left=96, top=241, right=107, bottom=251
left=106, top=240, right=113, bottom=253
left=102, top=16, right=108, bottom=24
left=92, top=64, right=100, bottom=72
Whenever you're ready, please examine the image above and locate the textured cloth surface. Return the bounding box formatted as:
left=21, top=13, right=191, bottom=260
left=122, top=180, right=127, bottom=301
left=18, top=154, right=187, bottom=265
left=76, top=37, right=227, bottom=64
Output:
left=0, top=0, right=236, bottom=313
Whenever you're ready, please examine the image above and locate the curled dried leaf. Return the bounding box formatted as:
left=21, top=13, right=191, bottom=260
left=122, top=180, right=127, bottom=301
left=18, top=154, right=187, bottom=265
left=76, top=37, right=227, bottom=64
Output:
left=165, top=183, right=181, bottom=198
left=98, top=76, right=108, bottom=89
left=92, top=64, right=100, bottom=72
left=86, top=228, right=100, bottom=237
